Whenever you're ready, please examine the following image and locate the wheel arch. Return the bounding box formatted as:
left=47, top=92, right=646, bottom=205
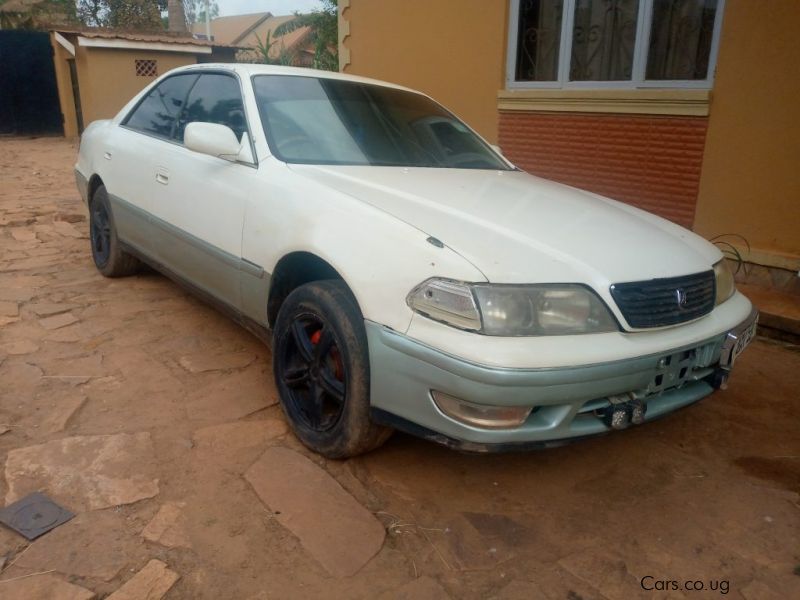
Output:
left=267, top=251, right=359, bottom=329
left=87, top=174, right=105, bottom=203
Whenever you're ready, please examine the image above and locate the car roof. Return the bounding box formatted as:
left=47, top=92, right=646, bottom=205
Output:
left=172, top=63, right=418, bottom=94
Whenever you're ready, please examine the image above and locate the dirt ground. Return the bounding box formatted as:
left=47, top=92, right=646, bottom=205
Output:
left=0, top=137, right=798, bottom=599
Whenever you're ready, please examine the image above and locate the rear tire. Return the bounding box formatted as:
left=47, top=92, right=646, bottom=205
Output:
left=89, top=185, right=140, bottom=277
left=273, top=280, right=392, bottom=458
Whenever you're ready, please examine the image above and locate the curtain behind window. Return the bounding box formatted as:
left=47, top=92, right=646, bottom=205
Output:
left=646, top=0, right=718, bottom=80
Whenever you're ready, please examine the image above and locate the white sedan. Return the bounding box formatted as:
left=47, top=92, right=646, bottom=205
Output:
left=75, top=64, right=757, bottom=457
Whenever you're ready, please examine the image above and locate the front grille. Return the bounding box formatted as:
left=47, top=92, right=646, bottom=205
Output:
left=610, top=270, right=715, bottom=328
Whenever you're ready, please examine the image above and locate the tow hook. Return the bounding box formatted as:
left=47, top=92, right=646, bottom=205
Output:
left=601, top=393, right=647, bottom=430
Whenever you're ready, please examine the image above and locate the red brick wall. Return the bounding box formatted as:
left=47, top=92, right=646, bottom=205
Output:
left=497, top=111, right=709, bottom=228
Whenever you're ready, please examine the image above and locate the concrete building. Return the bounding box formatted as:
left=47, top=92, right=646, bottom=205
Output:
left=50, top=30, right=238, bottom=138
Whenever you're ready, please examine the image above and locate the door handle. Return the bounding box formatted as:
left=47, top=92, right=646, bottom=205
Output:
left=155, top=169, right=169, bottom=185
left=103, top=151, right=112, bottom=160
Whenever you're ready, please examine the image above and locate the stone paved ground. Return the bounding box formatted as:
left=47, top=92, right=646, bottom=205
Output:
left=0, top=137, right=798, bottom=599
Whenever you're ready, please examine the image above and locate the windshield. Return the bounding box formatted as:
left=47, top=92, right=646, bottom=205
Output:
left=252, top=75, right=509, bottom=170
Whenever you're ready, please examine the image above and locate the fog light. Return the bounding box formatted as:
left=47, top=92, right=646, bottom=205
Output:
left=431, top=391, right=532, bottom=429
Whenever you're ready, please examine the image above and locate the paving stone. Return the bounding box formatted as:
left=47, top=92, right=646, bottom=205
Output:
left=185, top=370, right=275, bottom=422
left=39, top=312, right=79, bottom=330
left=106, top=559, right=180, bottom=600
left=4, top=432, right=160, bottom=511
left=0, top=572, right=96, bottom=599
left=9, top=228, right=37, bottom=242
left=27, top=302, right=82, bottom=317
left=41, top=353, right=105, bottom=378
left=0, top=301, right=19, bottom=317
left=0, top=287, right=36, bottom=302
left=38, top=394, right=87, bottom=433
left=378, top=576, right=451, bottom=599
left=0, top=339, right=40, bottom=355
left=245, top=446, right=385, bottom=577
left=192, top=419, right=288, bottom=465
left=52, top=220, right=85, bottom=238
left=6, top=255, right=63, bottom=271
left=13, top=511, right=147, bottom=581
left=178, top=351, right=256, bottom=373
left=142, top=502, right=191, bottom=549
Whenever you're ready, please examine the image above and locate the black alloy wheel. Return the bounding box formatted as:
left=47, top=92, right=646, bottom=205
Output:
left=88, top=185, right=140, bottom=277
left=278, top=313, right=347, bottom=432
left=272, top=280, right=392, bottom=458
left=90, top=199, right=112, bottom=268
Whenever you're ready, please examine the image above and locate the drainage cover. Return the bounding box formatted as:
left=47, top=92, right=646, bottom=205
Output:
left=0, top=492, right=74, bottom=540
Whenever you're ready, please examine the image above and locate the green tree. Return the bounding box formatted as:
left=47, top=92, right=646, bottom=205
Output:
left=273, top=0, right=338, bottom=71
left=0, top=0, right=76, bottom=29
left=77, top=0, right=164, bottom=30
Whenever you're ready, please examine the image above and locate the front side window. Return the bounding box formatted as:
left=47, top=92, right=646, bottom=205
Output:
left=508, top=0, right=723, bottom=87
left=177, top=73, right=247, bottom=143
left=124, top=74, right=198, bottom=138
left=253, top=75, right=509, bottom=169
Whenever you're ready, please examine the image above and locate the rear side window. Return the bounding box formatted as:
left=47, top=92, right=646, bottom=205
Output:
left=124, top=74, right=198, bottom=139
left=176, top=73, right=246, bottom=143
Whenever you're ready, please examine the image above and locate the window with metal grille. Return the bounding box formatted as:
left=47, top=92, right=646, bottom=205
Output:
left=507, top=0, right=725, bottom=89
left=135, top=59, right=158, bottom=77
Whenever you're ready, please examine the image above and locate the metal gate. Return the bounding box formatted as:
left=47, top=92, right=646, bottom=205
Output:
left=0, top=30, right=62, bottom=136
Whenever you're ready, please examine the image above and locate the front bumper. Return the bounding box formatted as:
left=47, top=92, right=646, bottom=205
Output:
left=367, top=306, right=759, bottom=451
left=75, top=168, right=89, bottom=205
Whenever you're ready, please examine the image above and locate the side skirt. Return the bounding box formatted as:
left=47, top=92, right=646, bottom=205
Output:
left=119, top=240, right=272, bottom=346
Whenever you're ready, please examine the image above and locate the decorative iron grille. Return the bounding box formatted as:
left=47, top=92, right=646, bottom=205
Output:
left=135, top=59, right=158, bottom=77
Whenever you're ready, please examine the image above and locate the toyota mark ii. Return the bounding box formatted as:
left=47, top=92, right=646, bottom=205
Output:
left=75, top=64, right=758, bottom=457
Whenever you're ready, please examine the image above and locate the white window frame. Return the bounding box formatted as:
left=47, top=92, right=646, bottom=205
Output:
left=505, top=0, right=726, bottom=89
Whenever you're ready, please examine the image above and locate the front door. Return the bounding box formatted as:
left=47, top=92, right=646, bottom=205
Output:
left=148, top=72, right=258, bottom=311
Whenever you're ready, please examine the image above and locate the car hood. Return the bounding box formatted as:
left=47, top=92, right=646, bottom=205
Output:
left=288, top=164, right=721, bottom=286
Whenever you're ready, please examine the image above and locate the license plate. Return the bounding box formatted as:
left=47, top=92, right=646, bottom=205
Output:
left=730, top=320, right=757, bottom=365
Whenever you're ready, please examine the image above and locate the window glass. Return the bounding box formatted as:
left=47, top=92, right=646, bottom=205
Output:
left=570, top=0, right=640, bottom=81
left=177, top=73, right=247, bottom=142
left=125, top=74, right=198, bottom=139
left=646, top=0, right=718, bottom=80
left=515, top=0, right=564, bottom=81
left=253, top=75, right=509, bottom=170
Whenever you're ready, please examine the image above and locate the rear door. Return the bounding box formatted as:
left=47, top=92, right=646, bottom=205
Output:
left=148, top=72, right=260, bottom=311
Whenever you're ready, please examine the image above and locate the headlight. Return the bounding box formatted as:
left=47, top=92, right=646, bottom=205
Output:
left=407, top=278, right=617, bottom=335
left=713, top=260, right=735, bottom=305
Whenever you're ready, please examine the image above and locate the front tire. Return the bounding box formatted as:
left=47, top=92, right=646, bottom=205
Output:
left=89, top=185, right=140, bottom=277
left=273, top=280, right=392, bottom=458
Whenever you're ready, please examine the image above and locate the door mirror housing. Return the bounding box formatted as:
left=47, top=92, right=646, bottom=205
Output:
left=185, top=122, right=241, bottom=160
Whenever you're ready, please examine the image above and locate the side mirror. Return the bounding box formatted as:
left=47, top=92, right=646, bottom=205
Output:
left=185, top=122, right=241, bottom=160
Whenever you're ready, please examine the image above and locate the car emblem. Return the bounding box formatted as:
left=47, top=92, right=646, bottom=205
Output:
left=675, top=288, right=688, bottom=308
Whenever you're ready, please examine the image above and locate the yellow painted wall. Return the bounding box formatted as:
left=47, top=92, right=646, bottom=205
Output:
left=694, top=0, right=800, bottom=261
left=50, top=34, right=79, bottom=138
left=341, top=0, right=508, bottom=143
left=75, top=47, right=196, bottom=128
